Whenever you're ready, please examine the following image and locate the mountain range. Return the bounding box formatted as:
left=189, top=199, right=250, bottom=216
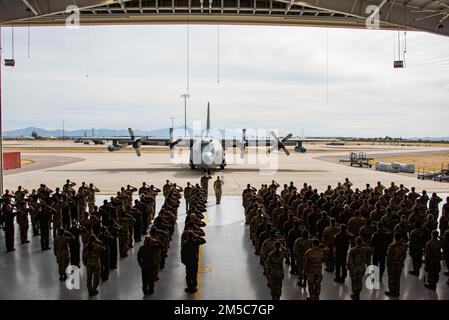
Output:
left=3, top=127, right=449, bottom=141
left=3, top=126, right=190, bottom=138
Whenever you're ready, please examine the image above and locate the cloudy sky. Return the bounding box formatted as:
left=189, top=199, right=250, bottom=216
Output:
left=1, top=24, right=449, bottom=137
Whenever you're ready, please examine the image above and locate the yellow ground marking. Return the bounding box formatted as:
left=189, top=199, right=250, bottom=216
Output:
left=21, top=159, right=35, bottom=166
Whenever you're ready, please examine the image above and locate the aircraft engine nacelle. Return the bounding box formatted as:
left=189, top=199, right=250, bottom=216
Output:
left=108, top=144, right=121, bottom=152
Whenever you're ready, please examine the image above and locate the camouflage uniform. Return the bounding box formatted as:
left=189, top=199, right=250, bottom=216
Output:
left=381, top=213, right=400, bottom=233
left=82, top=242, right=106, bottom=296
left=260, top=237, right=283, bottom=267
left=348, top=244, right=369, bottom=299
left=51, top=200, right=65, bottom=238
left=293, top=237, right=313, bottom=284
left=54, top=231, right=74, bottom=279
left=386, top=240, right=407, bottom=296
left=163, top=183, right=172, bottom=199
left=16, top=207, right=30, bottom=243
left=213, top=179, right=223, bottom=205
left=184, top=185, right=193, bottom=211
left=117, top=215, right=135, bottom=257
left=200, top=176, right=212, bottom=197
left=425, top=238, right=442, bottom=289
left=321, top=225, right=339, bottom=271
left=409, top=227, right=424, bottom=273
left=29, top=203, right=40, bottom=236
left=87, top=187, right=99, bottom=214
left=265, top=249, right=289, bottom=300
left=304, top=247, right=324, bottom=300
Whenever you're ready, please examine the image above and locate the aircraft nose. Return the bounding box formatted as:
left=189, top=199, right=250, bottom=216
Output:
left=202, top=152, right=214, bottom=165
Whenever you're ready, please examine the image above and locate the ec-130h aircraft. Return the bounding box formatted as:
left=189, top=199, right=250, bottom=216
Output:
left=88, top=103, right=339, bottom=172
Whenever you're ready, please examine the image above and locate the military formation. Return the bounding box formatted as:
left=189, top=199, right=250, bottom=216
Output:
left=1, top=176, right=448, bottom=299
left=0, top=178, right=210, bottom=297
left=243, top=180, right=449, bottom=300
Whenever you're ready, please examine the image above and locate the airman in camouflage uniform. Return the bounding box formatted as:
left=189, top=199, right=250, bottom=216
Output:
left=54, top=228, right=75, bottom=281
left=87, top=183, right=100, bottom=214
left=385, top=232, right=407, bottom=297
left=424, top=230, right=442, bottom=290
left=294, top=230, right=313, bottom=287
left=163, top=180, right=172, bottom=199
left=184, top=182, right=193, bottom=212
left=321, top=219, right=339, bottom=272
left=408, top=221, right=425, bottom=276
left=200, top=174, right=212, bottom=197
left=213, top=176, right=224, bottom=205
left=265, top=242, right=289, bottom=300
left=260, top=231, right=283, bottom=269
left=304, top=239, right=324, bottom=300
left=117, top=213, right=136, bottom=258
left=16, top=203, right=30, bottom=244
left=82, top=234, right=106, bottom=296
left=348, top=237, right=369, bottom=300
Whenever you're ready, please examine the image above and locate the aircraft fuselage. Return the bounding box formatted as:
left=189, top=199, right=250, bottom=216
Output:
left=189, top=137, right=226, bottom=170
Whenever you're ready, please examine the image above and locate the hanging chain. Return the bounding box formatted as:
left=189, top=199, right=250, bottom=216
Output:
left=404, top=2, right=407, bottom=65
left=217, top=22, right=220, bottom=84
left=27, top=9, right=31, bottom=58
left=11, top=27, right=14, bottom=60
left=187, top=16, right=190, bottom=92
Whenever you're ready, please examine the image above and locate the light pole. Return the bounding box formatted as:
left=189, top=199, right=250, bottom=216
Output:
left=62, top=120, right=65, bottom=140
left=180, top=93, right=190, bottom=136
left=170, top=117, right=175, bottom=129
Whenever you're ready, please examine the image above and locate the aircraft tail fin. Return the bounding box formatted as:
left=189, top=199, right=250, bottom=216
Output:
left=206, top=102, right=211, bottom=131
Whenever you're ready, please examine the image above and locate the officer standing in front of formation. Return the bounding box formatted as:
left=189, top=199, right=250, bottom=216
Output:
left=137, top=235, right=164, bottom=295
left=53, top=228, right=75, bottom=281
left=163, top=180, right=172, bottom=199
left=184, top=182, right=193, bottom=211
left=200, top=173, right=212, bottom=198
left=82, top=234, right=105, bottom=297
left=213, top=176, right=224, bottom=205
left=181, top=230, right=206, bottom=293
left=347, top=237, right=369, bottom=300
left=265, top=241, right=289, bottom=300
left=304, top=239, right=324, bottom=300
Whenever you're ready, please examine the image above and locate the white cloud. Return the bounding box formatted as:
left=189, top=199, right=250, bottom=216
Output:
left=1, top=24, right=448, bottom=137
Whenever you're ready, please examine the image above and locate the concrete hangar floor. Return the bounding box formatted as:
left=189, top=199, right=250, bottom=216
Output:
left=0, top=196, right=448, bottom=300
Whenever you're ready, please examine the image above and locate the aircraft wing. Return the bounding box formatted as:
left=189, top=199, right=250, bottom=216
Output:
left=221, top=132, right=342, bottom=157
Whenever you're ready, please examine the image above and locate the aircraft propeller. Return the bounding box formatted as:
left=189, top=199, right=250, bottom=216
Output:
left=268, top=131, right=292, bottom=156
left=128, top=128, right=142, bottom=157
left=238, top=128, right=247, bottom=159
left=169, top=127, right=182, bottom=158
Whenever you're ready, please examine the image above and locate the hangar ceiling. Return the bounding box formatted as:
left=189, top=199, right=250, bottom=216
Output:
left=0, top=0, right=448, bottom=37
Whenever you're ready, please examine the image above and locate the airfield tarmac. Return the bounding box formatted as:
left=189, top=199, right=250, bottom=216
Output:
left=3, top=141, right=449, bottom=194
left=1, top=141, right=449, bottom=300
